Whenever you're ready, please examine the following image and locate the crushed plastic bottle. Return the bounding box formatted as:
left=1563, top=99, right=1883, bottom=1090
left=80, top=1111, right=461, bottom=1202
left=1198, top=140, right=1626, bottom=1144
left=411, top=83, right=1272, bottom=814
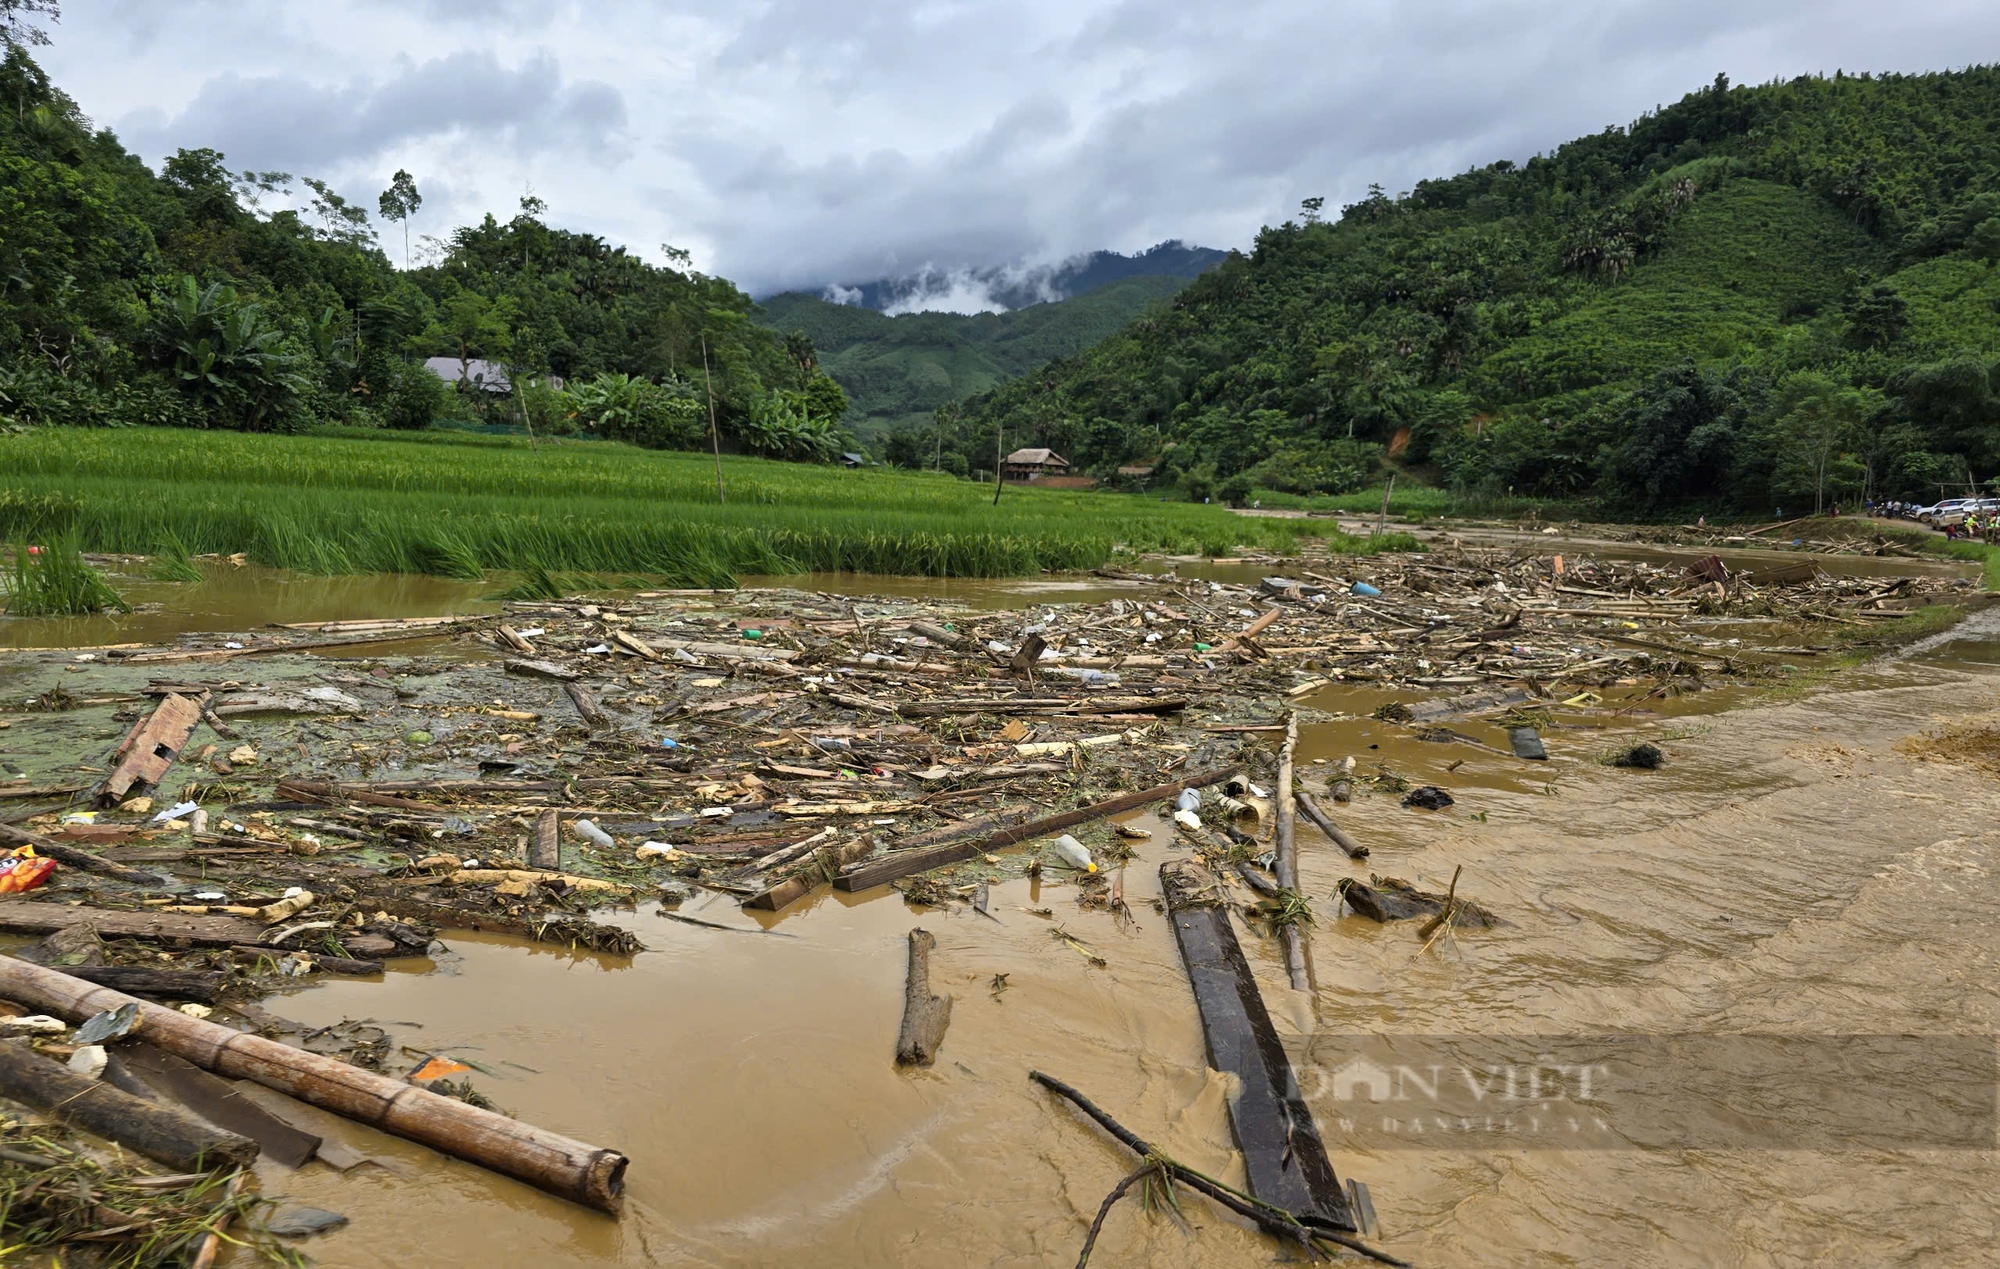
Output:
left=573, top=819, right=615, bottom=849
left=1051, top=834, right=1096, bottom=873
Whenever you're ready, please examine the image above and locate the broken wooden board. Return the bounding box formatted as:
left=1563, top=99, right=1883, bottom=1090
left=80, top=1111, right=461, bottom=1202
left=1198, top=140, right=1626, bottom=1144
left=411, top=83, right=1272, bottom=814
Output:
left=121, top=1043, right=323, bottom=1168
left=503, top=658, right=581, bottom=682
left=1159, top=860, right=1354, bottom=1233
left=96, top=691, right=206, bottom=808
left=0, top=902, right=269, bottom=948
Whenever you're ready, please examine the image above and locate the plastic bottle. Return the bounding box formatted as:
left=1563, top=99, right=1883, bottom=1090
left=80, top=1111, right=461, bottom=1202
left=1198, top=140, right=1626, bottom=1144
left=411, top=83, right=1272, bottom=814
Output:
left=573, top=819, right=615, bottom=849
left=1051, top=834, right=1096, bottom=873
left=1351, top=581, right=1382, bottom=597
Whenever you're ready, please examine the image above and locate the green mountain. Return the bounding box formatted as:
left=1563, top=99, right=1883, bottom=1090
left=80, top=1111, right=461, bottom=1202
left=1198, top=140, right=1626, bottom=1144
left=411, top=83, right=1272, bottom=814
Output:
left=957, top=70, right=2000, bottom=511
left=756, top=274, right=1194, bottom=441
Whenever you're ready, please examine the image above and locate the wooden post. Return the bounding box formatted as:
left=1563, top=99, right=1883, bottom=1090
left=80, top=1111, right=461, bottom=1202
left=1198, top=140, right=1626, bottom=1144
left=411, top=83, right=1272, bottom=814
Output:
left=1376, top=472, right=1395, bottom=535
left=1274, top=711, right=1310, bottom=992
left=992, top=426, right=1004, bottom=506
left=702, top=335, right=725, bottom=504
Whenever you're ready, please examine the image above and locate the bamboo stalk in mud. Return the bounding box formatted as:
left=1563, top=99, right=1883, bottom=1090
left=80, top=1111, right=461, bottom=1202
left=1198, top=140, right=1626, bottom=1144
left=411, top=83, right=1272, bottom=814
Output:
left=0, top=956, right=627, bottom=1213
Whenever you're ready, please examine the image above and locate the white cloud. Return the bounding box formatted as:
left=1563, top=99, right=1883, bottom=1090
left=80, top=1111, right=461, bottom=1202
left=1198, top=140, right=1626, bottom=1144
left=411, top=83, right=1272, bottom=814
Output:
left=37, top=0, right=2000, bottom=295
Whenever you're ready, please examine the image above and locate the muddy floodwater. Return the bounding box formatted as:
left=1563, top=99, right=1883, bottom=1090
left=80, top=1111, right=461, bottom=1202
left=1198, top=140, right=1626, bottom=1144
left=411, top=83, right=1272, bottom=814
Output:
left=5, top=552, right=1997, bottom=1267
left=207, top=631, right=1993, bottom=1265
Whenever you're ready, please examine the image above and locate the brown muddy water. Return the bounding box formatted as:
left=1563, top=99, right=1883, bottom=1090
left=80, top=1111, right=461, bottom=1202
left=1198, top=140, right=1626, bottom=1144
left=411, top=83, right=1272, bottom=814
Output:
left=7, top=558, right=1998, bottom=1266
left=228, top=639, right=1998, bottom=1266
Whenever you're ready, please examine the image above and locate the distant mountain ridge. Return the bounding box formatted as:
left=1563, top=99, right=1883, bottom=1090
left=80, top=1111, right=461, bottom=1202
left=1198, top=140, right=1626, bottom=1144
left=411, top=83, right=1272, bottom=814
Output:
left=807, top=240, right=1226, bottom=315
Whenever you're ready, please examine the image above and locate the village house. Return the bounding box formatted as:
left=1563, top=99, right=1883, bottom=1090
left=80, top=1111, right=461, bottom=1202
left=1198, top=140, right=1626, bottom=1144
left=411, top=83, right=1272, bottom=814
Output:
left=1001, top=447, right=1071, bottom=481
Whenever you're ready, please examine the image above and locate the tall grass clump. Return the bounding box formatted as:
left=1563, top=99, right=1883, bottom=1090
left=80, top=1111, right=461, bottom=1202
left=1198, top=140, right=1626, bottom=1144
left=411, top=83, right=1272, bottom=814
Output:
left=148, top=531, right=204, bottom=582
left=5, top=533, right=130, bottom=616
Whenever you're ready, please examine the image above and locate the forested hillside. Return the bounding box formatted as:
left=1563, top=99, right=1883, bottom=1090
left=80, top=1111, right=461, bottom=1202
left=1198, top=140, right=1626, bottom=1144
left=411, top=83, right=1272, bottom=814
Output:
left=0, top=45, right=852, bottom=458
left=955, top=71, right=2000, bottom=512
left=758, top=275, right=1189, bottom=441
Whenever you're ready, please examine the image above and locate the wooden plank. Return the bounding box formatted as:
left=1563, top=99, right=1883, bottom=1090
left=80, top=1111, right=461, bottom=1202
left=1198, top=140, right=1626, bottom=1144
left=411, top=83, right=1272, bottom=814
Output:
left=96, top=692, right=206, bottom=807
left=0, top=901, right=268, bottom=947
left=1159, top=861, right=1353, bottom=1232
left=834, top=765, right=1238, bottom=892
left=121, top=1042, right=322, bottom=1168
left=897, top=696, right=1186, bottom=717
left=530, top=809, right=560, bottom=871
left=564, top=682, right=607, bottom=729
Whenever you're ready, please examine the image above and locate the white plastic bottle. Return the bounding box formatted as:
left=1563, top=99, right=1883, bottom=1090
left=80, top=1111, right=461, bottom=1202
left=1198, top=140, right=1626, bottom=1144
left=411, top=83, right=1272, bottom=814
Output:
left=1051, top=834, right=1097, bottom=873
left=573, top=819, right=615, bottom=849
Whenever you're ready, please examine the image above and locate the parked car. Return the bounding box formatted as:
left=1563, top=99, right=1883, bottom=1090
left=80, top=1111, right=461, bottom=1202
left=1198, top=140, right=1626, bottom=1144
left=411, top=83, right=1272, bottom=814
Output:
left=1916, top=499, right=1974, bottom=526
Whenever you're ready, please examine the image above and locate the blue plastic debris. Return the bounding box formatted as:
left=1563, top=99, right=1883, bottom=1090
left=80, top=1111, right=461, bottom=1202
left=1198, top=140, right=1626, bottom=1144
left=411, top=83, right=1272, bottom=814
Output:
left=1351, top=581, right=1382, bottom=596
left=660, top=737, right=679, bottom=749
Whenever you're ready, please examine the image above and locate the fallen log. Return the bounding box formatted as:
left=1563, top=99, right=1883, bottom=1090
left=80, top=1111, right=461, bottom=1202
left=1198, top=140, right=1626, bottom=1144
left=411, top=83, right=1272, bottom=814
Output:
left=0, top=901, right=269, bottom=948
left=1159, top=860, right=1354, bottom=1231
left=564, top=682, right=607, bottom=729
left=1333, top=875, right=1503, bottom=926
left=0, top=1038, right=258, bottom=1172
left=0, top=822, right=166, bottom=884
left=893, top=928, right=951, bottom=1066
left=96, top=691, right=207, bottom=808
left=1295, top=790, right=1368, bottom=859
left=530, top=808, right=561, bottom=871
left=1273, top=711, right=1310, bottom=992
left=120, top=1043, right=322, bottom=1168
left=0, top=957, right=628, bottom=1213
left=56, top=965, right=226, bottom=1004
left=834, top=764, right=1238, bottom=892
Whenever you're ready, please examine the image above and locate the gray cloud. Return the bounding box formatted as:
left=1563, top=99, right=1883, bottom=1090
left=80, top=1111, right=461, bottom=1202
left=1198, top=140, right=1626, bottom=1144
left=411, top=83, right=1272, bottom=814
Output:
left=115, top=49, right=626, bottom=174
left=38, top=0, right=2000, bottom=300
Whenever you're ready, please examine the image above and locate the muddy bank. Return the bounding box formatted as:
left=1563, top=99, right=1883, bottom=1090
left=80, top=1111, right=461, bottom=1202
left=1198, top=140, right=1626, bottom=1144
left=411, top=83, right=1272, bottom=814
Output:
left=0, top=543, right=1997, bottom=1266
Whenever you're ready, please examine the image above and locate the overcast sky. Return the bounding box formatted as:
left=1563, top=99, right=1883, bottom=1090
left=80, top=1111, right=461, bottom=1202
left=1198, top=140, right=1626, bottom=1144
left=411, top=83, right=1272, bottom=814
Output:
left=33, top=0, right=2000, bottom=301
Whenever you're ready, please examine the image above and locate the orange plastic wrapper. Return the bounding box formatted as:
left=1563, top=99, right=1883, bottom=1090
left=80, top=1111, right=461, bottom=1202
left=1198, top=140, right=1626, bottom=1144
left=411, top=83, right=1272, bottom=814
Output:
left=0, top=847, right=57, bottom=894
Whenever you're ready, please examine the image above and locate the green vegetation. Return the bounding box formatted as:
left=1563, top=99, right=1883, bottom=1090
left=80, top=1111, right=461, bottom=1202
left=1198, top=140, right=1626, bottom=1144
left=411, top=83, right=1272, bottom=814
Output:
left=0, top=428, right=1405, bottom=588
left=5, top=531, right=128, bottom=615
left=757, top=275, right=1195, bottom=443
left=0, top=42, right=851, bottom=456
left=950, top=71, right=2000, bottom=514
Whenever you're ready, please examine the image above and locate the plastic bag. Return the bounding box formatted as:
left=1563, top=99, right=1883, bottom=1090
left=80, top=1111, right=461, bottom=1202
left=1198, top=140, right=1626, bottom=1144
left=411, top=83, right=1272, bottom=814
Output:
left=0, top=847, right=57, bottom=894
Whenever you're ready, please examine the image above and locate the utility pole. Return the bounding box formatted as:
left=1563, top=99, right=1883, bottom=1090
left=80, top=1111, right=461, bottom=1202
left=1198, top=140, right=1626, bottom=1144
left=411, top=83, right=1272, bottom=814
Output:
left=992, top=426, right=1004, bottom=506
left=701, top=336, right=725, bottom=504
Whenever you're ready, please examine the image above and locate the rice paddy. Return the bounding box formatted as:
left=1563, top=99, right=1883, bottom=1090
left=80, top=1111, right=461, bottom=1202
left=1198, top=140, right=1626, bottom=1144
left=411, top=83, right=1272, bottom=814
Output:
left=0, top=428, right=1414, bottom=587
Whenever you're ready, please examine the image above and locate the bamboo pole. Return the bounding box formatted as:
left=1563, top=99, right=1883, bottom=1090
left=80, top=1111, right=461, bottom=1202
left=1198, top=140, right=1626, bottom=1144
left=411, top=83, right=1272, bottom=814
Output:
left=0, top=958, right=627, bottom=1213
left=1274, top=711, right=1311, bottom=992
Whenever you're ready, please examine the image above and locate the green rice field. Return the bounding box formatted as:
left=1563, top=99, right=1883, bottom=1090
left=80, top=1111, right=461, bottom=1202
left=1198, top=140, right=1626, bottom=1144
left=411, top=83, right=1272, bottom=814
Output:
left=0, top=428, right=1412, bottom=587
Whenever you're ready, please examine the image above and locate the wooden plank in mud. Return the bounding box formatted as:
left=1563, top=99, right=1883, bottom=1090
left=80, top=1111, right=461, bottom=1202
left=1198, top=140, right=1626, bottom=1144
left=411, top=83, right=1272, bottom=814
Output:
left=96, top=692, right=207, bottom=807
left=1159, top=860, right=1355, bottom=1233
